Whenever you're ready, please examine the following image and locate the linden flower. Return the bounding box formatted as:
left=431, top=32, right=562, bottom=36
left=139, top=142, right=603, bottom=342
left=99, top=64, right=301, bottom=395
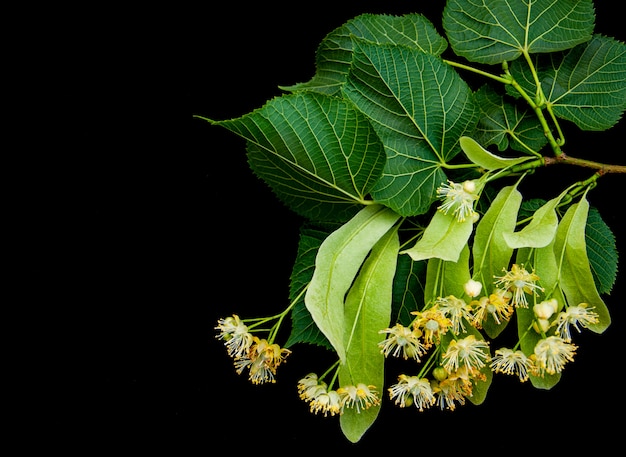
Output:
left=490, top=347, right=534, bottom=382
left=388, top=374, right=436, bottom=411
left=494, top=264, right=543, bottom=308
left=441, top=334, right=490, bottom=373
left=435, top=295, right=473, bottom=333
left=309, top=390, right=342, bottom=417
left=234, top=336, right=292, bottom=384
left=430, top=377, right=468, bottom=411
left=378, top=323, right=427, bottom=361
left=297, top=373, right=326, bottom=401
left=533, top=336, right=577, bottom=376
left=337, top=383, right=380, bottom=413
left=412, top=306, right=452, bottom=348
left=552, top=303, right=600, bottom=342
left=469, top=289, right=513, bottom=329
left=215, top=314, right=254, bottom=358
left=436, top=179, right=479, bottom=222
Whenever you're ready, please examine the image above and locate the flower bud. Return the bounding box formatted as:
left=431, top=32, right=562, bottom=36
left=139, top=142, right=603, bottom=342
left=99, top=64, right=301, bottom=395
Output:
left=464, top=279, right=483, bottom=298
left=463, top=180, right=477, bottom=194
left=533, top=299, right=557, bottom=319
left=432, top=367, right=448, bottom=381
left=533, top=318, right=551, bottom=334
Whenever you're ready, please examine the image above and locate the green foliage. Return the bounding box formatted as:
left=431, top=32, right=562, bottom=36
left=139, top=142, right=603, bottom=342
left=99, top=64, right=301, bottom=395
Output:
left=201, top=0, right=625, bottom=443
left=554, top=197, right=611, bottom=332
left=304, top=204, right=400, bottom=362
left=281, top=13, right=448, bottom=96
left=443, top=0, right=595, bottom=65
left=339, top=225, right=399, bottom=442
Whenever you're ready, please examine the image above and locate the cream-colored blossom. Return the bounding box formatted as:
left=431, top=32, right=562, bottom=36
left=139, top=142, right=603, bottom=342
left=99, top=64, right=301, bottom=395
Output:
left=494, top=264, right=543, bottom=308
left=490, top=347, right=534, bottom=382
left=469, top=288, right=513, bottom=329
left=378, top=323, right=427, bottom=361
left=215, top=314, right=254, bottom=358
left=533, top=336, right=577, bottom=376
left=552, top=303, right=600, bottom=342
left=234, top=337, right=291, bottom=384
left=412, top=306, right=452, bottom=348
left=430, top=377, right=467, bottom=411
left=309, top=390, right=342, bottom=417
left=436, top=179, right=479, bottom=222
left=435, top=295, right=473, bottom=333
left=338, top=383, right=380, bottom=413
left=442, top=334, right=490, bottom=373
left=388, top=374, right=435, bottom=411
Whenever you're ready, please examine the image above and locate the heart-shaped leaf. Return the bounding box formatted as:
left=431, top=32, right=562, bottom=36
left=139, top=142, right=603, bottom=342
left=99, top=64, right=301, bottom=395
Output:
left=343, top=39, right=477, bottom=216
left=443, top=0, right=595, bottom=65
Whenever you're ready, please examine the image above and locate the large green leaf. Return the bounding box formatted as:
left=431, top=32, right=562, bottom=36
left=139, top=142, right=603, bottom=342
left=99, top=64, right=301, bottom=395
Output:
left=391, top=255, right=427, bottom=326
left=338, top=224, right=399, bottom=443
left=281, top=13, right=448, bottom=96
left=343, top=39, right=477, bottom=216
left=285, top=225, right=334, bottom=350
left=304, top=204, right=401, bottom=362
left=443, top=0, right=595, bottom=65
left=507, top=35, right=626, bottom=131
left=542, top=35, right=626, bottom=131
left=586, top=207, right=618, bottom=295
left=203, top=92, right=386, bottom=222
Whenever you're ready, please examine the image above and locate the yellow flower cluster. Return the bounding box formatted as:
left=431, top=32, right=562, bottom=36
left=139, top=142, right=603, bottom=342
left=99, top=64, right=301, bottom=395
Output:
left=297, top=373, right=381, bottom=417
left=215, top=314, right=291, bottom=384
left=378, top=265, right=601, bottom=411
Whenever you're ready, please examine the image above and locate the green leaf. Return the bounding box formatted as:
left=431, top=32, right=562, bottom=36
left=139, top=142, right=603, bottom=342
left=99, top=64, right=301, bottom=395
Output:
left=586, top=207, right=618, bottom=295
left=305, top=204, right=401, bottom=362
left=554, top=198, right=611, bottom=333
left=285, top=225, right=334, bottom=349
left=281, top=13, right=448, bottom=96
left=508, top=35, right=626, bottom=131
left=391, top=255, right=427, bottom=326
left=202, top=91, right=386, bottom=222
left=338, top=224, right=399, bottom=443
left=543, top=35, right=626, bottom=131
left=343, top=39, right=477, bottom=216
left=401, top=210, right=474, bottom=263
left=443, top=0, right=595, bottom=65
left=460, top=136, right=534, bottom=171
left=473, top=85, right=548, bottom=153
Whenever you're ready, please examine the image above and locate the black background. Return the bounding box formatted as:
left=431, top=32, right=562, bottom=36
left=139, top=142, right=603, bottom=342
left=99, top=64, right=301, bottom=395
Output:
left=67, top=1, right=626, bottom=452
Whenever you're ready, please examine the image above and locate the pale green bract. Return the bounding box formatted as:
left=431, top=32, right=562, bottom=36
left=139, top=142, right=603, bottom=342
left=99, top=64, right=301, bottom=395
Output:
left=460, top=136, right=533, bottom=170
left=304, top=204, right=400, bottom=363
